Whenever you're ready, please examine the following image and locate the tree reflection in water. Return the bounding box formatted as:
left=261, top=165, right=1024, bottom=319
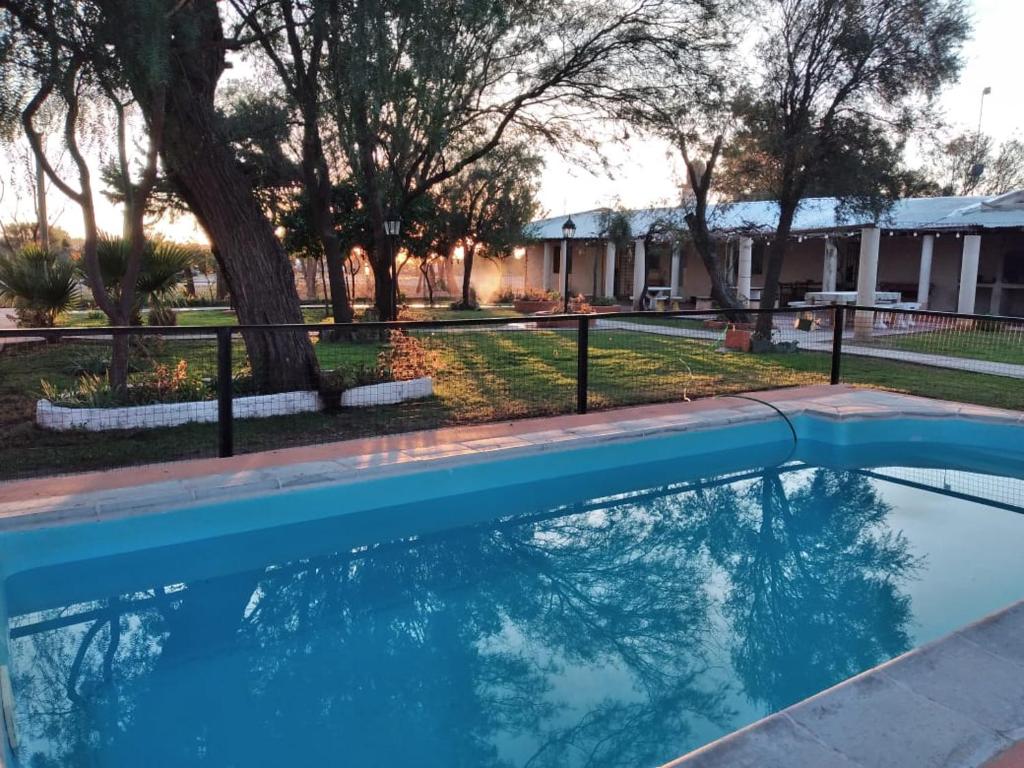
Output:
left=8, top=467, right=918, bottom=768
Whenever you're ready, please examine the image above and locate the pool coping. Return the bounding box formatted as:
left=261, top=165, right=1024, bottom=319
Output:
left=662, top=597, right=1024, bottom=768
left=1, top=384, right=1024, bottom=768
left=2, top=385, right=1022, bottom=533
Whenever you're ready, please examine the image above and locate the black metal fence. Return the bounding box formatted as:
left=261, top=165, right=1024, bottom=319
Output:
left=1, top=303, right=1021, bottom=481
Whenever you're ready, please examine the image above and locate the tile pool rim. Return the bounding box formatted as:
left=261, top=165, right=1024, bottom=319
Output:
left=2, top=384, right=1023, bottom=535
left=1, top=384, right=1023, bottom=768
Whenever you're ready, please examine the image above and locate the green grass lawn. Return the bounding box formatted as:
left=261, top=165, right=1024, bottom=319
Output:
left=1, top=326, right=1021, bottom=480
left=57, top=305, right=520, bottom=329
left=859, top=326, right=1024, bottom=366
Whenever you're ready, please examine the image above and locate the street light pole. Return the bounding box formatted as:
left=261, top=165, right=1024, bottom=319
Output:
left=561, top=216, right=576, bottom=313
left=383, top=210, right=402, bottom=320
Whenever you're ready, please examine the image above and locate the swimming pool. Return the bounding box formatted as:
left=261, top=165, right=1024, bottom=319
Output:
left=1, top=413, right=1023, bottom=767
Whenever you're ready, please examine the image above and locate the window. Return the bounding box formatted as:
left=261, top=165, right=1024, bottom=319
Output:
left=552, top=246, right=573, bottom=273
left=751, top=241, right=765, bottom=276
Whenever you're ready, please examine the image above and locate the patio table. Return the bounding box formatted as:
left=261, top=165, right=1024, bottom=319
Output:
left=644, top=286, right=673, bottom=309
left=804, top=290, right=902, bottom=305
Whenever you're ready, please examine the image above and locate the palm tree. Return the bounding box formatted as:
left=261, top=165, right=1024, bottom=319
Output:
left=0, top=245, right=79, bottom=327
left=95, top=236, right=191, bottom=324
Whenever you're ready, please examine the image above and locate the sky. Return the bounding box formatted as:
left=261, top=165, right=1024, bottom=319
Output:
left=534, top=0, right=1024, bottom=218
left=1, top=0, right=1021, bottom=242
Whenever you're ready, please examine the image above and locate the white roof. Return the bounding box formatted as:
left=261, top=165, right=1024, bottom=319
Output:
left=529, top=191, right=1024, bottom=240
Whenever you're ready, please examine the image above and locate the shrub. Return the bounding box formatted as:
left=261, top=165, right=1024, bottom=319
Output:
left=513, top=287, right=560, bottom=302
left=569, top=293, right=593, bottom=313
left=589, top=295, right=618, bottom=306
left=0, top=245, right=79, bottom=327
left=41, top=359, right=210, bottom=407
left=147, top=304, right=177, bottom=326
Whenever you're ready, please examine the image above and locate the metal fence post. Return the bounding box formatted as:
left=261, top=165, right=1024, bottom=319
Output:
left=577, top=316, right=589, bottom=414
left=830, top=304, right=844, bottom=385
left=217, top=326, right=234, bottom=457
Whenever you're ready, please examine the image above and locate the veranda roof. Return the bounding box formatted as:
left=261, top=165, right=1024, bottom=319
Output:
left=528, top=190, right=1024, bottom=241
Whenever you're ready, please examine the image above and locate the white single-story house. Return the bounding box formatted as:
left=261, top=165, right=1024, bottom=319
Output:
left=520, top=191, right=1024, bottom=317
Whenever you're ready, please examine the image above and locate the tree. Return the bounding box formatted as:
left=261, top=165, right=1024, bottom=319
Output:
left=323, top=0, right=719, bottom=319
left=678, top=135, right=748, bottom=315
left=725, top=0, right=970, bottom=337
left=230, top=0, right=354, bottom=324
left=0, top=244, right=78, bottom=327
left=926, top=131, right=1024, bottom=197
left=436, top=141, right=542, bottom=309
left=0, top=0, right=167, bottom=389
left=1, top=0, right=322, bottom=391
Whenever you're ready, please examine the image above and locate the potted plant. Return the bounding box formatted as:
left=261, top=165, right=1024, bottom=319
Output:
left=512, top=288, right=561, bottom=314
left=586, top=296, right=621, bottom=314
left=724, top=324, right=752, bottom=352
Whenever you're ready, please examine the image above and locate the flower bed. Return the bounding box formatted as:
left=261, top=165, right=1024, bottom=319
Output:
left=513, top=299, right=560, bottom=314
left=36, top=377, right=434, bottom=432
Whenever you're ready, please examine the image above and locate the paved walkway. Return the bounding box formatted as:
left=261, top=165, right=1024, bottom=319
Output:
left=0, top=308, right=43, bottom=350
left=596, top=318, right=1024, bottom=380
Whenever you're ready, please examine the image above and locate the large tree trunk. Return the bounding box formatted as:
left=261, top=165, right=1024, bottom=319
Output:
left=300, top=115, right=353, bottom=322
left=141, top=0, right=318, bottom=392
left=680, top=137, right=747, bottom=322
left=755, top=200, right=799, bottom=338
left=685, top=216, right=747, bottom=321
left=457, top=246, right=476, bottom=308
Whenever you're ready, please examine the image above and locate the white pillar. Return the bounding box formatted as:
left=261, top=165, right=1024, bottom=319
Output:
left=559, top=239, right=570, bottom=298
left=917, top=235, right=934, bottom=307
left=542, top=242, right=553, bottom=291
left=737, top=237, right=753, bottom=307
left=991, top=252, right=1005, bottom=314
left=603, top=242, right=616, bottom=298
left=822, top=238, right=838, bottom=292
left=669, top=241, right=681, bottom=299
left=854, top=226, right=881, bottom=340
left=958, top=235, right=981, bottom=314
left=631, top=237, right=646, bottom=308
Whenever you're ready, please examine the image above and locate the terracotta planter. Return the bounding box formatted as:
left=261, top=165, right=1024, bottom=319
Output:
left=724, top=328, right=752, bottom=352
left=514, top=299, right=559, bottom=314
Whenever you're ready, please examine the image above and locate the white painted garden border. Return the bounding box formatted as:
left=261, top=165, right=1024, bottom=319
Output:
left=35, top=377, right=433, bottom=432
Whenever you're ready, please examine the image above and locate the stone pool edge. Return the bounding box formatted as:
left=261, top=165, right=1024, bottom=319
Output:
left=661, top=598, right=1024, bottom=768
left=1, top=386, right=1022, bottom=534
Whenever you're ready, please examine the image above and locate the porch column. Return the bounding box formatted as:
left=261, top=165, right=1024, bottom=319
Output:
left=854, top=226, right=880, bottom=340
left=737, top=237, right=753, bottom=307
left=631, top=237, right=646, bottom=308
left=559, top=239, right=569, bottom=298
left=542, top=242, right=553, bottom=291
left=822, top=238, right=838, bottom=292
left=603, top=242, right=616, bottom=298
left=669, top=241, right=681, bottom=297
left=958, top=234, right=981, bottom=314
left=916, top=234, right=934, bottom=307
left=991, top=252, right=1005, bottom=314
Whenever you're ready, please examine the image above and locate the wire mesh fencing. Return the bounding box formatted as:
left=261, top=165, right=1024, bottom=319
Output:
left=832, top=305, right=1024, bottom=412
left=1, top=302, right=1022, bottom=482
left=0, top=326, right=222, bottom=480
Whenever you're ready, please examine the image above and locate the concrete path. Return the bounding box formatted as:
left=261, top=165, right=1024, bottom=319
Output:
left=0, top=308, right=44, bottom=350
left=596, top=318, right=1024, bottom=380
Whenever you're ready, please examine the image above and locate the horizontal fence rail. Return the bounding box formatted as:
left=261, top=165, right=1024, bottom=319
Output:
left=1, top=302, right=1022, bottom=481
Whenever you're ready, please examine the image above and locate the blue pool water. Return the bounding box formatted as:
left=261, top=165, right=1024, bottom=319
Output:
left=2, top=417, right=1024, bottom=767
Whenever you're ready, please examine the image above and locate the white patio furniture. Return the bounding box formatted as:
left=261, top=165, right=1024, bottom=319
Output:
left=804, top=290, right=902, bottom=306
left=644, top=286, right=672, bottom=309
